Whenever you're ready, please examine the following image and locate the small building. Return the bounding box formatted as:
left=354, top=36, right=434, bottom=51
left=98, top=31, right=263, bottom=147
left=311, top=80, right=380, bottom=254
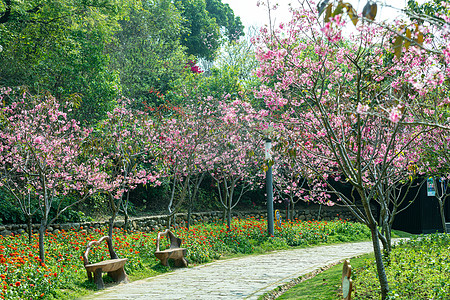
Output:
left=392, top=178, right=450, bottom=234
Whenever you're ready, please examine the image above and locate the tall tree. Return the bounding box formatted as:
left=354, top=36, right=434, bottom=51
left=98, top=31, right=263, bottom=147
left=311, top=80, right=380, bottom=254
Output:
left=174, top=0, right=243, bottom=59
left=93, top=97, right=160, bottom=239
left=210, top=99, right=263, bottom=229
left=109, top=0, right=189, bottom=108
left=0, top=88, right=102, bottom=263
left=254, top=2, right=445, bottom=298
left=0, top=0, right=137, bottom=124
left=154, top=97, right=217, bottom=226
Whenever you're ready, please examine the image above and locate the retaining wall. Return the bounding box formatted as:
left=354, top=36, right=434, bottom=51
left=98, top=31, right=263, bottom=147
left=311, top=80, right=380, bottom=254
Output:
left=0, top=206, right=357, bottom=236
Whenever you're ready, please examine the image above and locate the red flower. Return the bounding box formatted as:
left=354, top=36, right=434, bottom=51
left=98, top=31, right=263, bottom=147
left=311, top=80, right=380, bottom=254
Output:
left=15, top=281, right=20, bottom=287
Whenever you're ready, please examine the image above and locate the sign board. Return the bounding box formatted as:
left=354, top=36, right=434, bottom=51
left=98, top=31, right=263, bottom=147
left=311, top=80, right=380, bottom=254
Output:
left=427, top=177, right=436, bottom=197
left=274, top=210, right=281, bottom=228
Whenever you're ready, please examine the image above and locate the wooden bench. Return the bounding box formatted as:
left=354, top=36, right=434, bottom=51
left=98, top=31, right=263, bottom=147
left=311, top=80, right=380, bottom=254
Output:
left=83, top=236, right=129, bottom=289
left=155, top=229, right=188, bottom=267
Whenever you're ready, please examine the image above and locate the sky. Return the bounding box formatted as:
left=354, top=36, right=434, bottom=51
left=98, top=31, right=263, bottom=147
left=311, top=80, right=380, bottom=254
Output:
left=222, top=0, right=422, bottom=32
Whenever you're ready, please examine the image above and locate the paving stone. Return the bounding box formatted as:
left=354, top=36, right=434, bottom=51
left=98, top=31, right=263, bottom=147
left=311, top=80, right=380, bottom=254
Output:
left=87, top=240, right=404, bottom=300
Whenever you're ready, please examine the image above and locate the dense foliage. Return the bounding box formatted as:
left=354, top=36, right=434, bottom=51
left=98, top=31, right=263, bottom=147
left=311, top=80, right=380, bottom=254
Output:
left=0, top=0, right=245, bottom=122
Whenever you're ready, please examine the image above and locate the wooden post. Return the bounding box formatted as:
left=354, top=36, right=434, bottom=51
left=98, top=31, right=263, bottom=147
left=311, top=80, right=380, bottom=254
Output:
left=342, top=260, right=352, bottom=300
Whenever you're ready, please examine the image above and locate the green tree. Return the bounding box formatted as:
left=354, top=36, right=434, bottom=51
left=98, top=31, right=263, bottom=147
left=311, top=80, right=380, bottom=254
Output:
left=168, top=35, right=259, bottom=107
left=0, top=0, right=137, bottom=124
left=174, top=0, right=243, bottom=59
left=407, top=0, right=450, bottom=24
left=109, top=0, right=189, bottom=109
left=205, top=0, right=244, bottom=41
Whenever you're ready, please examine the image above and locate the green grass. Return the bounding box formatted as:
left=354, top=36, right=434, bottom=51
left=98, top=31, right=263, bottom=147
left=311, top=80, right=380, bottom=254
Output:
left=263, top=230, right=416, bottom=300
left=266, top=254, right=373, bottom=300
left=353, top=233, right=450, bottom=299
left=391, top=229, right=416, bottom=239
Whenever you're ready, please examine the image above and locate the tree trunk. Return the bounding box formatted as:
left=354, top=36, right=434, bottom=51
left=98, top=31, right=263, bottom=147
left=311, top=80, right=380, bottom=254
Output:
left=222, top=207, right=227, bottom=224
left=289, top=200, right=295, bottom=221
left=227, top=205, right=232, bottom=230
left=108, top=193, right=119, bottom=239
left=124, top=213, right=129, bottom=232
left=166, top=215, right=171, bottom=229
left=123, top=192, right=130, bottom=232
left=370, top=225, right=389, bottom=299
left=108, top=214, right=115, bottom=239
left=439, top=200, right=447, bottom=234
left=38, top=221, right=46, bottom=264
left=27, top=215, right=33, bottom=243
left=187, top=201, right=192, bottom=229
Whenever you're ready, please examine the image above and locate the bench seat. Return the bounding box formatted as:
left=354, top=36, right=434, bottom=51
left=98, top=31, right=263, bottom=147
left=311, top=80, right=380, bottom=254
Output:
left=85, top=258, right=128, bottom=273
left=155, top=229, right=188, bottom=267
left=83, top=236, right=129, bottom=289
left=155, top=248, right=187, bottom=267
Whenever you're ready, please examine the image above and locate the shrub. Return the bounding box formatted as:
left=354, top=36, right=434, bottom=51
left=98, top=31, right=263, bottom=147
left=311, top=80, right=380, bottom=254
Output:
left=353, top=234, right=450, bottom=299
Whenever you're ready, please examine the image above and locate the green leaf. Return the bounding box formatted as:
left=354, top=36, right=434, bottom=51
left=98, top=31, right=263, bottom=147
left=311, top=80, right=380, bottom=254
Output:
left=317, top=0, right=331, bottom=16
left=324, top=3, right=333, bottom=22
left=404, top=28, right=412, bottom=51
left=332, top=2, right=343, bottom=17
left=344, top=3, right=358, bottom=26
left=417, top=31, right=424, bottom=45
left=362, top=1, right=377, bottom=21
left=393, top=36, right=403, bottom=59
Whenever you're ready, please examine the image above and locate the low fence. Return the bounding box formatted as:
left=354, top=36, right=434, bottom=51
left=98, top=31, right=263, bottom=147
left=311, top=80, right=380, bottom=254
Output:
left=0, top=206, right=358, bottom=236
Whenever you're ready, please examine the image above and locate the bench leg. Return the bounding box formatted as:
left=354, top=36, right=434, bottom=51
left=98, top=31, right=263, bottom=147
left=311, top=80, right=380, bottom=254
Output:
left=93, top=268, right=104, bottom=290
left=87, top=271, right=93, bottom=281
left=160, top=257, right=169, bottom=266
left=174, top=257, right=188, bottom=267
left=108, top=267, right=129, bottom=284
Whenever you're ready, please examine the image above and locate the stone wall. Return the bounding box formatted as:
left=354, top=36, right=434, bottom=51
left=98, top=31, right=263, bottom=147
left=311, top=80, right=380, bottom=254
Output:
left=0, top=206, right=358, bottom=236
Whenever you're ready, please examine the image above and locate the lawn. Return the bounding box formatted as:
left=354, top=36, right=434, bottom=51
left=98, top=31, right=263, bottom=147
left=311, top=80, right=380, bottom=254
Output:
left=353, top=233, right=450, bottom=299
left=0, top=218, right=370, bottom=299
left=275, top=254, right=374, bottom=300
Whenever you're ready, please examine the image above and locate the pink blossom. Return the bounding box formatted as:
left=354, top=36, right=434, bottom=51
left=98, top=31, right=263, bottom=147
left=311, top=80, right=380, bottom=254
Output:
left=34, top=136, right=44, bottom=144
left=389, top=107, right=402, bottom=123
left=356, top=103, right=369, bottom=114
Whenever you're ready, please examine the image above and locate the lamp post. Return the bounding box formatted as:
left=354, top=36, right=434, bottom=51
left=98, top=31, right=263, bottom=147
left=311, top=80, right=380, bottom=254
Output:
left=265, top=138, right=274, bottom=236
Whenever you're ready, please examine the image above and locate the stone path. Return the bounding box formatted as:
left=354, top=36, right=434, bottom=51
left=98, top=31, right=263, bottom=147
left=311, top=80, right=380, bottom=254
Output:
left=87, top=240, right=385, bottom=300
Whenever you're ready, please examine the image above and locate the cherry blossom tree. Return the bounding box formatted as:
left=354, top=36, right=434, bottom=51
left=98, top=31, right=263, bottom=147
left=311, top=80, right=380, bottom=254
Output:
left=94, top=97, right=160, bottom=239
left=253, top=2, right=447, bottom=298
left=0, top=89, right=103, bottom=262
left=209, top=99, right=263, bottom=229
left=271, top=144, right=326, bottom=221
left=154, top=97, right=218, bottom=227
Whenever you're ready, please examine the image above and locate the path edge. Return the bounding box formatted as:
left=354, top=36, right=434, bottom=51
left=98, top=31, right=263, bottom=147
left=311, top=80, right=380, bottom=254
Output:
left=259, top=255, right=363, bottom=300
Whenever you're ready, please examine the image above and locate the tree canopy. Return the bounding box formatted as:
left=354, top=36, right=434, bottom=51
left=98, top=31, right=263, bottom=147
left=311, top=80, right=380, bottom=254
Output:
left=0, top=0, right=245, bottom=123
